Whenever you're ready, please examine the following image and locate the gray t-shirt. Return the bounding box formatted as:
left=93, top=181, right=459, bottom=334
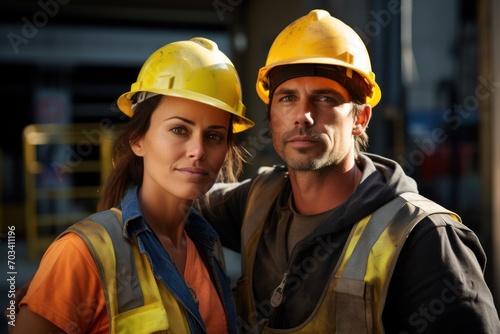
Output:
left=286, top=194, right=339, bottom=258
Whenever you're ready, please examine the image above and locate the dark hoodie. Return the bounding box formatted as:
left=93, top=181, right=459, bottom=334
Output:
left=201, top=153, right=500, bottom=333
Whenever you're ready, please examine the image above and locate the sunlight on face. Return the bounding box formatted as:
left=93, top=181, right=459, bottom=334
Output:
left=270, top=76, right=356, bottom=171
left=132, top=96, right=231, bottom=200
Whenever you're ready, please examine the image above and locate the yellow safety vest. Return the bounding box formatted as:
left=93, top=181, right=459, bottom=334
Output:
left=58, top=208, right=188, bottom=333
left=234, top=167, right=461, bottom=334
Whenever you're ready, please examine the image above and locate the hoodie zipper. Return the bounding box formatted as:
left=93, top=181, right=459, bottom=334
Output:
left=270, top=272, right=288, bottom=307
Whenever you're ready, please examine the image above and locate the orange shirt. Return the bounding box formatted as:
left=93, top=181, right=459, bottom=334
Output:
left=184, top=233, right=228, bottom=334
left=20, top=232, right=228, bottom=333
left=20, top=233, right=108, bottom=333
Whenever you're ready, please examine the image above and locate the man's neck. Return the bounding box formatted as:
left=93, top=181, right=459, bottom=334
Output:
left=288, top=164, right=361, bottom=215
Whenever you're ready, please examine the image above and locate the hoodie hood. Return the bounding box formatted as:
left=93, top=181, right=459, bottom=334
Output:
left=312, top=152, right=419, bottom=237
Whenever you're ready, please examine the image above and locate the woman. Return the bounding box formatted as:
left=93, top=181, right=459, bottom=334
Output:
left=12, top=37, right=254, bottom=334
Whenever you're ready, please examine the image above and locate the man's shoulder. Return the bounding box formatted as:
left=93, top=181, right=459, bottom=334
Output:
left=399, top=193, right=458, bottom=216
left=252, top=164, right=288, bottom=188
left=256, top=164, right=287, bottom=174
left=244, top=165, right=289, bottom=204
left=398, top=193, right=472, bottom=248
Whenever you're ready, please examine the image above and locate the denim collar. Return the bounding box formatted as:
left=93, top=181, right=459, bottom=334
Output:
left=118, top=186, right=219, bottom=248
left=119, top=186, right=147, bottom=238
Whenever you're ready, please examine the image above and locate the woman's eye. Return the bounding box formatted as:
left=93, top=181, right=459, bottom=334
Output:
left=171, top=127, right=188, bottom=135
left=207, top=132, right=225, bottom=142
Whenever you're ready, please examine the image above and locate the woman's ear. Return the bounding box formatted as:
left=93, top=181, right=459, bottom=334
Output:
left=130, top=138, right=145, bottom=157
left=353, top=104, right=372, bottom=135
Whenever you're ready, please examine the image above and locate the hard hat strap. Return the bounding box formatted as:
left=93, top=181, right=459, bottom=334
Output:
left=131, top=92, right=159, bottom=111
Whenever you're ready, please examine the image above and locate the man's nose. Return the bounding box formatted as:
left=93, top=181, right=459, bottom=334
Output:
left=294, top=99, right=315, bottom=125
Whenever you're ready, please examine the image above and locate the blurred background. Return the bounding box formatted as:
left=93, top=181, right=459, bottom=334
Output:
left=1, top=0, right=499, bottom=330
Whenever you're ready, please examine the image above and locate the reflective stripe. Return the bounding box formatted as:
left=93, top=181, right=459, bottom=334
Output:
left=65, top=209, right=145, bottom=315
left=59, top=209, right=169, bottom=333
left=341, top=196, right=406, bottom=280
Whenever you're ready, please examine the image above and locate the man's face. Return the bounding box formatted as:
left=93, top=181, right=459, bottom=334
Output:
left=269, top=76, right=358, bottom=172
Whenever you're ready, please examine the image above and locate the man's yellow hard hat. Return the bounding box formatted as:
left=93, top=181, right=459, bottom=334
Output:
left=256, top=9, right=381, bottom=108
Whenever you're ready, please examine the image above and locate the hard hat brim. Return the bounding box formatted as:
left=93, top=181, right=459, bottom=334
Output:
left=117, top=90, right=255, bottom=133
left=257, top=58, right=381, bottom=108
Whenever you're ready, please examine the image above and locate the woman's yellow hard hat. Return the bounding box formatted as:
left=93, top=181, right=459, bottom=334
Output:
left=118, top=37, right=254, bottom=133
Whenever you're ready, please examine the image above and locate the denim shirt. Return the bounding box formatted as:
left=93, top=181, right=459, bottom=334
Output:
left=118, top=186, right=238, bottom=334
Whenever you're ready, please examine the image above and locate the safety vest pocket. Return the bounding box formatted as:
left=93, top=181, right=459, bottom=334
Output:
left=111, top=301, right=169, bottom=333
left=334, top=278, right=374, bottom=334
left=233, top=276, right=266, bottom=333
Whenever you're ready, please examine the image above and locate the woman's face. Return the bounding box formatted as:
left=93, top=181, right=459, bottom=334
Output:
left=131, top=95, right=230, bottom=200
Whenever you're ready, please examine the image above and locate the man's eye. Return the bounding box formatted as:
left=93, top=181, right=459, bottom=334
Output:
left=279, top=95, right=295, bottom=102
left=317, top=95, right=344, bottom=106
left=317, top=96, right=334, bottom=102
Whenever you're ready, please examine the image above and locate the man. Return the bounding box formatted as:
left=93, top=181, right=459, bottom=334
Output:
left=200, top=9, right=500, bottom=333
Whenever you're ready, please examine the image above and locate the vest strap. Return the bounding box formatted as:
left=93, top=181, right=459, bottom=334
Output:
left=58, top=209, right=168, bottom=333
left=335, top=193, right=460, bottom=334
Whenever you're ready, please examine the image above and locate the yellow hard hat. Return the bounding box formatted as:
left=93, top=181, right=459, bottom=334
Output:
left=118, top=37, right=254, bottom=133
left=256, top=9, right=382, bottom=108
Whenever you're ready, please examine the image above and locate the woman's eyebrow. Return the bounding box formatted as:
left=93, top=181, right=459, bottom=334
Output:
left=166, top=116, right=194, bottom=125
left=166, top=116, right=228, bottom=132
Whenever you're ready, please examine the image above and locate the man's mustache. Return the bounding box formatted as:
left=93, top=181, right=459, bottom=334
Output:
left=282, top=127, right=324, bottom=142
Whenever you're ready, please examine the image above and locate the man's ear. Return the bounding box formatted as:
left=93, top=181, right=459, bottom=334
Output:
left=353, top=104, right=372, bottom=134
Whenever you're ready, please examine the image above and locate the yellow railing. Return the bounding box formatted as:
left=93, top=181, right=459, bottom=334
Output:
left=23, top=123, right=120, bottom=260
